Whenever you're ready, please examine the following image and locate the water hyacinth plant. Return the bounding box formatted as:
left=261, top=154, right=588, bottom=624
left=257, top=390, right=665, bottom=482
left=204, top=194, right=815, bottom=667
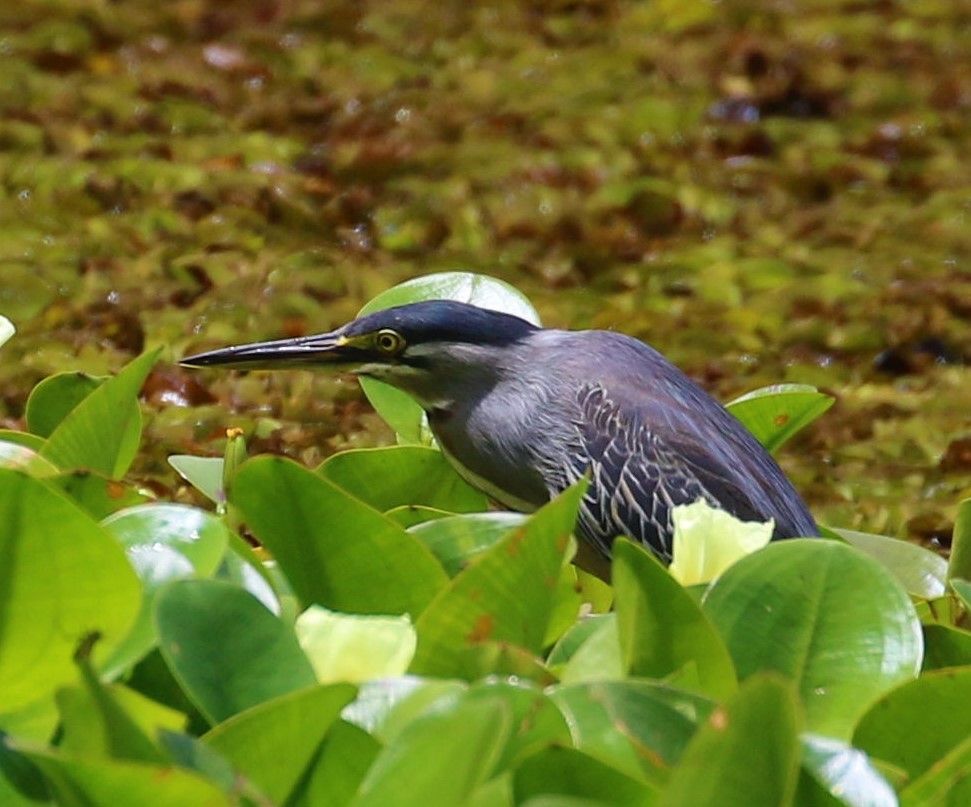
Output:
left=0, top=274, right=969, bottom=806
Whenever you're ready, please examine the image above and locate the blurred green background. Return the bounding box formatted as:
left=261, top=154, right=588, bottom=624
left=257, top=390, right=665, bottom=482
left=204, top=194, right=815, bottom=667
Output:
left=1, top=0, right=968, bottom=542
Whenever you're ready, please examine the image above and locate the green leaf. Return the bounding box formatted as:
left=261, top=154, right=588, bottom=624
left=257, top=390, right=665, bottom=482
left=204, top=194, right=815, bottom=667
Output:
left=48, top=471, right=150, bottom=519
left=319, top=445, right=488, bottom=513
left=703, top=539, right=922, bottom=739
left=921, top=624, right=971, bottom=671
left=726, top=384, right=834, bottom=453
left=203, top=683, right=355, bottom=805
left=554, top=614, right=624, bottom=684
left=56, top=652, right=173, bottom=765
left=351, top=694, right=513, bottom=807
left=25, top=372, right=102, bottom=438
left=167, top=455, right=224, bottom=505
left=0, top=430, right=46, bottom=452
left=854, top=667, right=971, bottom=784
left=39, top=349, right=160, bottom=478
left=898, top=732, right=971, bottom=806
left=952, top=579, right=971, bottom=612
left=550, top=681, right=714, bottom=787
left=0, top=734, right=51, bottom=804
left=410, top=483, right=583, bottom=679
left=296, top=606, right=417, bottom=683
left=357, top=272, right=540, bottom=443
left=659, top=675, right=801, bottom=806
left=514, top=746, right=658, bottom=807
left=343, top=677, right=467, bottom=742
left=297, top=720, right=381, bottom=807
left=835, top=527, right=948, bottom=599
left=21, top=749, right=232, bottom=807
left=100, top=504, right=231, bottom=677
left=233, top=455, right=448, bottom=615
left=800, top=734, right=898, bottom=807
left=947, top=498, right=971, bottom=583
left=409, top=512, right=528, bottom=576
left=466, top=680, right=573, bottom=771
left=613, top=538, right=736, bottom=700
left=154, top=579, right=317, bottom=725
left=0, top=440, right=59, bottom=477
left=0, top=470, right=141, bottom=712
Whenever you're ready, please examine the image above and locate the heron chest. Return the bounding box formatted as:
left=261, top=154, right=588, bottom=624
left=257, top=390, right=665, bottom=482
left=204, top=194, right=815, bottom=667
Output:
left=426, top=397, right=551, bottom=513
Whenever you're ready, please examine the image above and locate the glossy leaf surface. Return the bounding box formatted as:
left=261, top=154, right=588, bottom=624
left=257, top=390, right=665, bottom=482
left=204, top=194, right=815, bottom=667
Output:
left=703, top=539, right=922, bottom=739
left=154, top=579, right=317, bottom=724
left=0, top=469, right=141, bottom=712
left=233, top=455, right=448, bottom=615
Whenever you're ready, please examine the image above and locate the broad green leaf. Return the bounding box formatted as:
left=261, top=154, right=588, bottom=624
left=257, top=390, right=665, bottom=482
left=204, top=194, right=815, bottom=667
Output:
left=659, top=675, right=801, bottom=806
left=56, top=652, right=173, bottom=765
left=560, top=618, right=623, bottom=685
left=952, top=579, right=971, bottom=612
left=105, top=504, right=229, bottom=576
left=101, top=504, right=231, bottom=677
left=40, top=349, right=160, bottom=478
left=385, top=504, right=453, bottom=528
left=800, top=734, right=898, bottom=807
left=726, top=384, right=834, bottom=454
left=297, top=720, right=381, bottom=807
left=703, top=539, right=922, bottom=739
left=158, top=731, right=253, bottom=801
left=410, top=483, right=583, bottom=679
left=351, top=694, right=512, bottom=807
left=296, top=606, right=417, bottom=683
left=0, top=315, right=13, bottom=348
left=0, top=430, right=45, bottom=452
left=836, top=527, right=947, bottom=599
left=948, top=498, right=971, bottom=583
left=898, top=732, right=971, bottom=806
left=551, top=680, right=714, bottom=787
left=344, top=676, right=467, bottom=741
left=0, top=695, right=60, bottom=743
left=21, top=749, right=231, bottom=807
left=25, top=373, right=102, bottom=438
left=0, top=440, right=58, bottom=477
left=465, top=680, right=572, bottom=771
left=233, top=456, right=448, bottom=615
left=514, top=746, right=658, bottom=807
left=319, top=445, right=488, bottom=513
left=48, top=471, right=149, bottom=519
left=204, top=683, right=355, bottom=805
left=921, top=624, right=971, bottom=670
left=0, top=470, right=141, bottom=712
left=154, top=579, right=317, bottom=725
left=854, top=667, right=971, bottom=784
left=214, top=534, right=282, bottom=615
left=613, top=538, right=736, bottom=700
left=546, top=613, right=623, bottom=678
left=357, top=272, right=540, bottom=443
left=167, top=455, right=224, bottom=505
left=467, top=775, right=516, bottom=807
left=409, top=512, right=528, bottom=576
left=0, top=735, right=50, bottom=804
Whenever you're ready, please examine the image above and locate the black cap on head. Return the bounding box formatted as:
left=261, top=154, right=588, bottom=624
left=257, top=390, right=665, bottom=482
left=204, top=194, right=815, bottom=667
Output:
left=346, top=300, right=537, bottom=346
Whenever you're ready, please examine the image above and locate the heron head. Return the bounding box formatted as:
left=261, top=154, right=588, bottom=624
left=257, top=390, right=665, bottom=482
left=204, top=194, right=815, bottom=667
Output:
left=181, top=300, right=538, bottom=407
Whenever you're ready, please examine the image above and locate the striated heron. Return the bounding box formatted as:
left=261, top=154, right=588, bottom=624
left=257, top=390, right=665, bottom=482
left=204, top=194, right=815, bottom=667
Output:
left=182, top=300, right=817, bottom=569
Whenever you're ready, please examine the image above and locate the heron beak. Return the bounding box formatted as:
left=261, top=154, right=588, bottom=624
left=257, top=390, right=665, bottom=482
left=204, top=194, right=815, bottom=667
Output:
left=181, top=330, right=360, bottom=371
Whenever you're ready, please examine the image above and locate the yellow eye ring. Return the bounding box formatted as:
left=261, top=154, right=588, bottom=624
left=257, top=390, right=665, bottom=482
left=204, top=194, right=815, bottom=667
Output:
left=375, top=329, right=405, bottom=355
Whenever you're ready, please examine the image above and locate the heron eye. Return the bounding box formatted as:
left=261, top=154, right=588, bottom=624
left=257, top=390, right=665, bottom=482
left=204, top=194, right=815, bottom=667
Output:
left=374, top=329, right=405, bottom=355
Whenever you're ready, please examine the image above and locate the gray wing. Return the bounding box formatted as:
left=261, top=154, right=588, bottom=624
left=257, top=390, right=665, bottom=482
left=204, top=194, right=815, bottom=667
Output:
left=551, top=384, right=769, bottom=562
